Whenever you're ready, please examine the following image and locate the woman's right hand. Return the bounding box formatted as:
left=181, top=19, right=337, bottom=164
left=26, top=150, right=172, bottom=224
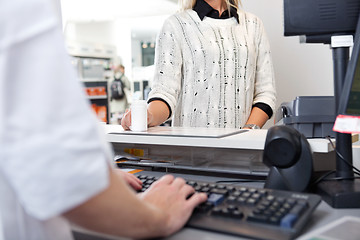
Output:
left=121, top=109, right=132, bottom=130
left=121, top=109, right=154, bottom=130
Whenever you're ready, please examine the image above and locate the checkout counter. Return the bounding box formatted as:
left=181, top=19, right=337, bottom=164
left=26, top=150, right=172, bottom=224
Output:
left=105, top=125, right=336, bottom=177
left=73, top=124, right=360, bottom=240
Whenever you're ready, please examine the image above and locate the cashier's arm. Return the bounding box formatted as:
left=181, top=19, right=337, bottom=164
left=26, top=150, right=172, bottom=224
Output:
left=63, top=168, right=206, bottom=239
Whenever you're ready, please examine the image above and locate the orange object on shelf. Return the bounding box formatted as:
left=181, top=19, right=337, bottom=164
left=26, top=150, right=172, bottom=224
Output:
left=91, top=104, right=98, bottom=114
left=90, top=104, right=107, bottom=123
left=97, top=106, right=107, bottom=122
left=86, top=87, right=97, bottom=96
left=85, top=87, right=106, bottom=96
left=97, top=86, right=106, bottom=96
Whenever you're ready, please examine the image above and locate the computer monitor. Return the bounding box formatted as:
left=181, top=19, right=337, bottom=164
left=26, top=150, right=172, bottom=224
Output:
left=283, top=0, right=360, bottom=208
left=284, top=0, right=360, bottom=44
left=284, top=0, right=360, bottom=37
left=339, top=22, right=360, bottom=116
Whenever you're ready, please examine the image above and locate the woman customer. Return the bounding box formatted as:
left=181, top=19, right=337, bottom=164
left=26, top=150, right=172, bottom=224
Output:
left=122, top=0, right=276, bottom=130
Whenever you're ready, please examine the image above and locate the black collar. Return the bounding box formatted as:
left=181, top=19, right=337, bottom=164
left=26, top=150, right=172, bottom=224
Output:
left=193, top=0, right=239, bottom=24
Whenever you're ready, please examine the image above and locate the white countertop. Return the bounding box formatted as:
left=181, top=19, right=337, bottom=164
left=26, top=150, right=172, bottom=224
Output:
left=103, top=125, right=335, bottom=153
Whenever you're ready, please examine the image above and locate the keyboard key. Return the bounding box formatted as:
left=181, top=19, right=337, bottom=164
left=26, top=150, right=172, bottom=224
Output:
left=286, top=198, right=297, bottom=206
left=266, top=195, right=275, bottom=202
left=230, top=210, right=244, bottom=219
left=231, top=191, right=241, bottom=197
left=226, top=186, right=236, bottom=191
left=280, top=214, right=298, bottom=229
left=239, top=187, right=248, bottom=192
left=268, top=216, right=281, bottom=225
left=208, top=193, right=225, bottom=206
left=260, top=200, right=271, bottom=207
left=236, top=197, right=247, bottom=205
left=248, top=188, right=257, bottom=193
left=246, top=198, right=258, bottom=206
left=227, top=205, right=236, bottom=211
left=247, top=214, right=269, bottom=223
left=290, top=203, right=307, bottom=216
left=200, top=187, right=210, bottom=193
left=187, top=181, right=197, bottom=187
left=210, top=188, right=228, bottom=195
left=258, top=189, right=268, bottom=197
left=252, top=193, right=261, bottom=200
left=195, top=202, right=213, bottom=213
left=209, top=183, right=217, bottom=188
left=256, top=205, right=266, bottom=212
left=278, top=207, right=288, bottom=215
left=220, top=208, right=230, bottom=216
left=241, top=192, right=251, bottom=198
left=227, top=195, right=237, bottom=203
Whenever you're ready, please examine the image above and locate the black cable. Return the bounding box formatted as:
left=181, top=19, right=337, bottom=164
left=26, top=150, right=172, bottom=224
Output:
left=311, top=170, right=336, bottom=186
left=311, top=171, right=360, bottom=187
left=326, top=137, right=360, bottom=176
left=321, top=176, right=360, bottom=181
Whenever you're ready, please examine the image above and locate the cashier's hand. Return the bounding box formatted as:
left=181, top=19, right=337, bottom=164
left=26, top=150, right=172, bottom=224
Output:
left=139, top=175, right=207, bottom=236
left=120, top=109, right=153, bottom=131
left=114, top=169, right=142, bottom=191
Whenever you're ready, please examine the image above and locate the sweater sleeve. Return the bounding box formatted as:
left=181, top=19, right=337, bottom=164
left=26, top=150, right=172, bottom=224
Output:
left=252, top=16, right=277, bottom=114
left=147, top=17, right=183, bottom=119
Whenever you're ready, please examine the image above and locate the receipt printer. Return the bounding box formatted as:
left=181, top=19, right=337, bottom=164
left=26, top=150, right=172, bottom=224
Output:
left=275, top=96, right=336, bottom=138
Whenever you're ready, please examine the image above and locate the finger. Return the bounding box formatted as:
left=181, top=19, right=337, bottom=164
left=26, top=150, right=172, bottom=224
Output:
left=180, top=184, right=195, bottom=197
left=128, top=174, right=143, bottom=186
left=121, top=117, right=128, bottom=129
left=186, top=192, right=208, bottom=208
left=133, top=175, right=143, bottom=185
left=121, top=111, right=131, bottom=130
left=128, top=179, right=142, bottom=191
left=155, top=174, right=175, bottom=186
left=115, top=170, right=142, bottom=190
left=172, top=177, right=186, bottom=189
left=126, top=173, right=142, bottom=184
left=128, top=111, right=132, bottom=126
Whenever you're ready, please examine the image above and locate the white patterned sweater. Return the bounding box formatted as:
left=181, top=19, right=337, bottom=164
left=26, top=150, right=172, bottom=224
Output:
left=148, top=9, right=276, bottom=128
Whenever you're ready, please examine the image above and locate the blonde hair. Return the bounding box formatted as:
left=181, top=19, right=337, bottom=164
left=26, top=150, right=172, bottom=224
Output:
left=179, top=0, right=242, bottom=12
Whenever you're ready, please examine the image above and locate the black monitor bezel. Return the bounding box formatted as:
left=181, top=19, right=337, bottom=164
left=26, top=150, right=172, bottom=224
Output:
left=338, top=16, right=360, bottom=116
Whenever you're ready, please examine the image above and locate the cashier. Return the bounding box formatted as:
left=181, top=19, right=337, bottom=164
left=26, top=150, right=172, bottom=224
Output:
left=122, top=0, right=277, bottom=130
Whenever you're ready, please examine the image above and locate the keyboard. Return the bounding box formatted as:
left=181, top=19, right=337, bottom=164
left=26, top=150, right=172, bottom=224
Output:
left=136, top=172, right=321, bottom=240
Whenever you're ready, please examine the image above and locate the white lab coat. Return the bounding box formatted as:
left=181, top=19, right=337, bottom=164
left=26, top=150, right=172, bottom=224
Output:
left=0, top=0, right=113, bottom=239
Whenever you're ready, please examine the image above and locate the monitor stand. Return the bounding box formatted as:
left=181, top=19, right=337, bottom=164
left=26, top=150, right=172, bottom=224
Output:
left=316, top=178, right=360, bottom=208
left=313, top=43, right=360, bottom=208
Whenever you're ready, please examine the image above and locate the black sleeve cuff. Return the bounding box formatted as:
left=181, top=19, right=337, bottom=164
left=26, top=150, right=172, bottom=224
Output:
left=147, top=98, right=172, bottom=119
left=253, top=102, right=273, bottom=119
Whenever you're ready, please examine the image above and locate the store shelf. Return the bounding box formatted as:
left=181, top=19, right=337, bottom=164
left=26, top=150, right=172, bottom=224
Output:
left=80, top=78, right=108, bottom=83
left=87, top=95, right=108, bottom=100
left=67, top=41, right=116, bottom=124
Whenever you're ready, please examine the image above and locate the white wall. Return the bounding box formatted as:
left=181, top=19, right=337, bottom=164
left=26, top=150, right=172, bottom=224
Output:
left=242, top=0, right=334, bottom=128
left=65, top=21, right=115, bottom=44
